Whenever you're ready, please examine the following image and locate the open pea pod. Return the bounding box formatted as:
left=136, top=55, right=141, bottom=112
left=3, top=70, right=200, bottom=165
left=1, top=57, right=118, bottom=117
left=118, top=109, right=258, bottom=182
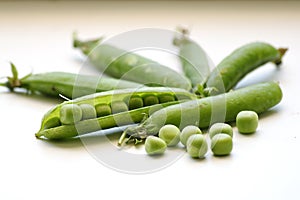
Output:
left=36, top=87, right=197, bottom=139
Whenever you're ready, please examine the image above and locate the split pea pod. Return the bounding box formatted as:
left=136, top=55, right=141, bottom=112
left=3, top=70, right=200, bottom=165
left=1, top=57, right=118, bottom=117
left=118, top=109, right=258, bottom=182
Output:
left=205, top=42, right=287, bottom=95
left=173, top=28, right=211, bottom=89
left=73, top=34, right=192, bottom=90
left=35, top=87, right=197, bottom=139
left=121, top=81, right=282, bottom=142
left=0, top=63, right=142, bottom=99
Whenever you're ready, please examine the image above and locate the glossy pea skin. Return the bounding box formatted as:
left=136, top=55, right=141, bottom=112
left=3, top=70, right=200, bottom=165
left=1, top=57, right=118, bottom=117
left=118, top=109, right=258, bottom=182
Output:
left=111, top=101, right=128, bottom=114
left=125, top=82, right=282, bottom=138
left=236, top=111, right=258, bottom=134
left=211, top=134, right=233, bottom=156
left=158, top=94, right=176, bottom=103
left=0, top=63, right=142, bottom=99
left=128, top=96, right=144, bottom=110
left=95, top=104, right=112, bottom=117
left=186, top=134, right=208, bottom=158
left=143, top=95, right=159, bottom=106
left=79, top=104, right=97, bottom=120
left=145, top=136, right=167, bottom=155
left=209, top=123, right=233, bottom=139
left=158, top=124, right=181, bottom=146
left=206, top=42, right=287, bottom=95
left=74, top=35, right=192, bottom=90
left=180, top=125, right=202, bottom=146
left=60, top=104, right=82, bottom=125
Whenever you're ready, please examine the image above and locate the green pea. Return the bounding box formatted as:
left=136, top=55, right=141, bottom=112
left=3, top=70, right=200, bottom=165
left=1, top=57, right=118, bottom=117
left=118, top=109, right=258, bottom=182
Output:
left=128, top=96, right=144, bottom=110
left=211, top=134, right=233, bottom=156
left=180, top=125, right=202, bottom=146
left=186, top=134, right=208, bottom=158
left=111, top=101, right=128, bottom=114
left=158, top=94, right=176, bottom=103
left=95, top=104, right=112, bottom=117
left=60, top=104, right=82, bottom=125
left=143, top=95, right=159, bottom=106
left=236, top=111, right=258, bottom=134
left=209, top=123, right=233, bottom=139
left=145, top=136, right=167, bottom=155
left=158, top=124, right=181, bottom=147
left=79, top=104, right=97, bottom=120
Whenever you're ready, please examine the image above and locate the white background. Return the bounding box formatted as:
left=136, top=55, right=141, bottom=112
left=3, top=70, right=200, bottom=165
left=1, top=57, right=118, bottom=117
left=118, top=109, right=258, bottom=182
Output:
left=1, top=1, right=300, bottom=200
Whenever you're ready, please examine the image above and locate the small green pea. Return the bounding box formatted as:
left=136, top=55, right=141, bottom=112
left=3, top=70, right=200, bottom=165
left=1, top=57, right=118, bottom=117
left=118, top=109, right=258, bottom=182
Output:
left=186, top=134, right=208, bottom=158
left=143, top=95, right=159, bottom=106
left=95, top=104, right=112, bottom=117
left=209, top=123, right=233, bottom=139
left=211, top=134, right=233, bottom=156
left=158, top=124, right=181, bottom=146
left=60, top=104, right=82, bottom=125
left=158, top=94, right=175, bottom=103
left=145, top=136, right=167, bottom=155
left=79, top=104, right=97, bottom=120
left=180, top=125, right=202, bottom=146
left=236, top=110, right=258, bottom=134
left=111, top=101, right=129, bottom=114
left=128, top=96, right=144, bottom=110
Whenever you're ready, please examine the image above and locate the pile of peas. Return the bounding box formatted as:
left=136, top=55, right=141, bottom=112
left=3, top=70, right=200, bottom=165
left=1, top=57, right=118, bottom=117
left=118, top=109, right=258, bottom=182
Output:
left=145, top=110, right=259, bottom=158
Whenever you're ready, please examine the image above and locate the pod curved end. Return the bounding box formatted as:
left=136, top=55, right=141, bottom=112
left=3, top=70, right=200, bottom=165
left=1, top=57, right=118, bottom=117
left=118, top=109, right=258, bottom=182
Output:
left=72, top=32, right=104, bottom=55
left=274, top=48, right=288, bottom=65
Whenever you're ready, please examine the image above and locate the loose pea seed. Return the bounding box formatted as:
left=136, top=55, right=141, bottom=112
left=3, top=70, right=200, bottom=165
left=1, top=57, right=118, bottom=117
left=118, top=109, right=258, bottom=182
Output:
left=60, top=104, right=82, bottom=125
left=209, top=123, right=233, bottom=139
left=95, top=104, right=112, bottom=117
left=145, top=136, right=167, bottom=155
left=128, top=96, right=144, bottom=110
left=158, top=94, right=175, bottom=103
left=186, top=134, right=208, bottom=158
left=79, top=104, right=97, bottom=120
left=143, top=95, right=159, bottom=106
left=158, top=124, right=181, bottom=146
left=111, top=101, right=128, bottom=114
left=211, top=134, right=233, bottom=156
left=236, top=110, right=258, bottom=134
left=180, top=125, right=202, bottom=146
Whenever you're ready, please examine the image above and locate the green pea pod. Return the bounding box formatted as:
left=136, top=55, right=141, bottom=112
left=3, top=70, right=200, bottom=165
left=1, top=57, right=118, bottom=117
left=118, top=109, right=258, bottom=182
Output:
left=73, top=34, right=192, bottom=90
left=0, top=63, right=142, bottom=99
left=173, top=28, right=210, bottom=88
left=121, top=81, right=282, bottom=144
left=205, top=42, right=287, bottom=95
left=35, top=87, right=197, bottom=139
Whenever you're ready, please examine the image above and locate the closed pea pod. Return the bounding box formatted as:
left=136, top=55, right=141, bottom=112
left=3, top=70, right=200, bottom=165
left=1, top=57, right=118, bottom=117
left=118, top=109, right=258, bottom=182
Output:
left=205, top=42, right=287, bottom=95
left=121, top=81, right=282, bottom=143
left=35, top=87, right=197, bottom=139
left=73, top=34, right=192, bottom=90
left=0, top=63, right=142, bottom=99
left=173, top=27, right=211, bottom=88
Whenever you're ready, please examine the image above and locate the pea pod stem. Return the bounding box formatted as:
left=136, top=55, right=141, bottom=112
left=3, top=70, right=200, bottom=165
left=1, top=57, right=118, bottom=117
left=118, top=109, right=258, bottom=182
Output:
left=120, top=81, right=282, bottom=145
left=73, top=33, right=192, bottom=90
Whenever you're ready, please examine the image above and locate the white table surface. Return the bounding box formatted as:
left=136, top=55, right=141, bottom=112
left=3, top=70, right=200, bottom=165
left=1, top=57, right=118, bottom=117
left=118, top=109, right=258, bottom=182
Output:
left=1, top=1, right=300, bottom=200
